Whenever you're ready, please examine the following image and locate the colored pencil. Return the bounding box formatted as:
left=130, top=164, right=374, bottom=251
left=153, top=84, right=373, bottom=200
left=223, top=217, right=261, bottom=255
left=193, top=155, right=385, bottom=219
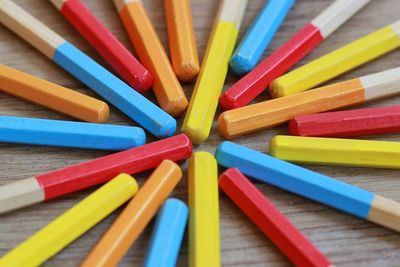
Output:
left=81, top=160, right=182, bottom=267
left=143, top=198, right=188, bottom=267
left=219, top=67, right=400, bottom=139
left=164, top=0, right=199, bottom=81
left=49, top=0, right=153, bottom=91
left=0, top=174, right=138, bottom=267
left=113, top=0, right=188, bottom=117
left=0, top=116, right=145, bottom=150
left=270, top=135, right=400, bottom=169
left=219, top=168, right=332, bottom=267
left=216, top=141, right=400, bottom=233
left=0, top=64, right=108, bottom=123
left=0, top=134, right=192, bottom=214
left=271, top=20, right=400, bottom=97
left=182, top=0, right=248, bottom=144
left=220, top=0, right=371, bottom=110
left=290, top=106, right=400, bottom=137
left=0, top=0, right=175, bottom=138
left=230, top=0, right=295, bottom=75
left=188, top=152, right=220, bottom=267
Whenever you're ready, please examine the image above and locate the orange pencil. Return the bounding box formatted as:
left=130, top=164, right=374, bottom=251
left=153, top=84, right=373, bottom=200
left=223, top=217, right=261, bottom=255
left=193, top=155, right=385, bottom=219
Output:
left=0, top=64, right=109, bottom=123
left=81, top=160, right=182, bottom=267
left=164, top=0, right=199, bottom=81
left=113, top=0, right=188, bottom=117
left=219, top=67, right=400, bottom=139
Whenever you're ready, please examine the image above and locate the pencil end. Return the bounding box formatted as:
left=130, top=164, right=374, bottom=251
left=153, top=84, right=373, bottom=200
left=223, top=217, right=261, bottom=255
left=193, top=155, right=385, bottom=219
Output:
left=269, top=79, right=286, bottom=98
left=368, top=195, right=400, bottom=233
left=161, top=96, right=189, bottom=117
left=0, top=177, right=44, bottom=215
left=174, top=61, right=200, bottom=82
left=218, top=112, right=232, bottom=139
left=230, top=52, right=254, bottom=76
left=130, top=70, right=154, bottom=92
left=95, top=102, right=110, bottom=123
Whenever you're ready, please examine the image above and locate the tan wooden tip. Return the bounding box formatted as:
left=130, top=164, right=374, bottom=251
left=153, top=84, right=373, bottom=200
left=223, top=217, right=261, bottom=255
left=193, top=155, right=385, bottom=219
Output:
left=368, top=195, right=400, bottom=233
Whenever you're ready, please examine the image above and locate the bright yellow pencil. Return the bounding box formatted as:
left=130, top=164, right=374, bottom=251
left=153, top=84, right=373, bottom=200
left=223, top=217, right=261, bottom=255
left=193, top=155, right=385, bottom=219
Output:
left=188, top=152, right=220, bottom=267
left=0, top=174, right=138, bottom=267
left=270, top=135, right=400, bottom=169
left=182, top=0, right=248, bottom=144
left=270, top=20, right=400, bottom=98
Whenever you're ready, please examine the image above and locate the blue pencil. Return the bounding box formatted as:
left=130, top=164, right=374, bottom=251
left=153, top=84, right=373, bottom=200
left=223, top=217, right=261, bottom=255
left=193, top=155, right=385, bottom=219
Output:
left=0, top=116, right=146, bottom=150
left=215, top=141, right=400, bottom=233
left=143, top=198, right=188, bottom=267
left=230, top=0, right=295, bottom=75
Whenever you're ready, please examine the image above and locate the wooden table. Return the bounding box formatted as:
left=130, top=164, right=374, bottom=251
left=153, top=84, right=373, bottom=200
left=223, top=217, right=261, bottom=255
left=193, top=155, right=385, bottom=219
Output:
left=1, top=0, right=400, bottom=266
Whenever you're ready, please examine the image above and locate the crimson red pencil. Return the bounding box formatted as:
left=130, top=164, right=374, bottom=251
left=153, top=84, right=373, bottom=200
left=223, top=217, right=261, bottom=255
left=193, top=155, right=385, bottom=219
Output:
left=0, top=134, right=192, bottom=214
left=219, top=168, right=332, bottom=267
left=290, top=106, right=400, bottom=137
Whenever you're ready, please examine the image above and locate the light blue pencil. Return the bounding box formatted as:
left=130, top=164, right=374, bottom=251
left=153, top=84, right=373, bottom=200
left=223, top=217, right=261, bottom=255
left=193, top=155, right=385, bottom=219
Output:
left=230, top=0, right=295, bottom=75
left=0, top=116, right=146, bottom=150
left=215, top=141, right=400, bottom=233
left=143, top=198, right=188, bottom=267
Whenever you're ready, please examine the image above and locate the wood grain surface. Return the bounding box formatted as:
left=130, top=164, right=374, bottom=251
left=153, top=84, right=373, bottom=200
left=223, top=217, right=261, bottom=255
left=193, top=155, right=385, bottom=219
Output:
left=0, top=0, right=399, bottom=266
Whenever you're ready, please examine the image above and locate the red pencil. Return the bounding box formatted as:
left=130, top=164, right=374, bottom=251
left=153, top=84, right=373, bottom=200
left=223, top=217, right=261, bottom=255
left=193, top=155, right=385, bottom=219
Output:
left=220, top=0, right=371, bottom=110
left=0, top=134, right=192, bottom=214
left=290, top=106, right=400, bottom=137
left=50, top=0, right=153, bottom=91
left=219, top=168, right=332, bottom=267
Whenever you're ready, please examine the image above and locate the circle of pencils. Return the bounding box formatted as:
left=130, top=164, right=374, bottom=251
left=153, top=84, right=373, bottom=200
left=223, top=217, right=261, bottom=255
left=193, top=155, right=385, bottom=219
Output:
left=0, top=0, right=399, bottom=266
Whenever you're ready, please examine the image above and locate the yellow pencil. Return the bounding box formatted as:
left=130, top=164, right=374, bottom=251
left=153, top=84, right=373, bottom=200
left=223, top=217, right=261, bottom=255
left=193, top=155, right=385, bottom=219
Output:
left=182, top=0, right=248, bottom=144
left=0, top=174, right=138, bottom=267
left=188, top=152, right=220, bottom=267
left=270, top=20, right=400, bottom=98
left=270, top=135, right=400, bottom=169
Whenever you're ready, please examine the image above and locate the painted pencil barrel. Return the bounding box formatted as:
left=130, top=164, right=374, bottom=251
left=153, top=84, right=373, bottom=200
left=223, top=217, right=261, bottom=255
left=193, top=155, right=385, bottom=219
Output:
left=0, top=116, right=146, bottom=150
left=0, top=134, right=191, bottom=214
left=81, top=160, right=182, bottom=267
left=0, top=64, right=109, bottom=123
left=182, top=0, right=247, bottom=144
left=270, top=135, right=400, bottom=169
left=143, top=198, right=188, bottom=267
left=53, top=42, right=176, bottom=138
left=220, top=23, right=323, bottom=110
left=270, top=21, right=400, bottom=97
left=219, top=0, right=371, bottom=110
left=51, top=0, right=153, bottom=91
left=290, top=106, right=400, bottom=137
left=164, top=0, right=199, bottom=81
left=219, top=78, right=365, bottom=139
left=216, top=141, right=374, bottom=218
left=230, top=0, right=295, bottom=75
left=219, top=168, right=332, bottom=267
left=0, top=174, right=138, bottom=267
left=188, top=152, right=220, bottom=267
left=114, top=0, right=188, bottom=117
